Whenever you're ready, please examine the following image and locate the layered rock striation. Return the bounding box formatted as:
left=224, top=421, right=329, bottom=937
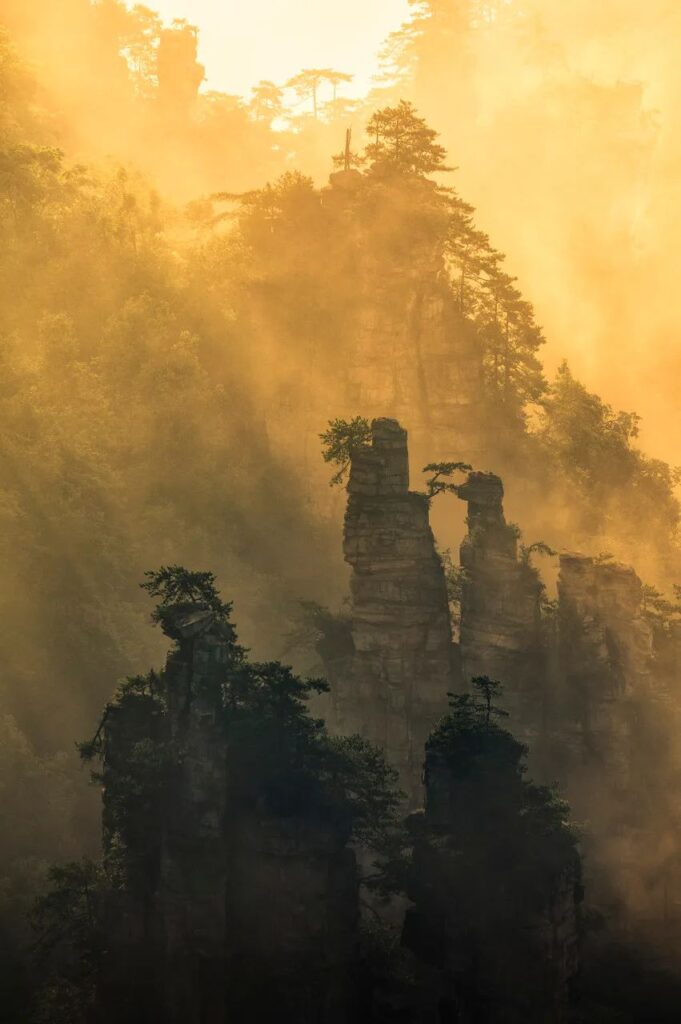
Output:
left=338, top=417, right=456, bottom=804
left=456, top=471, right=544, bottom=737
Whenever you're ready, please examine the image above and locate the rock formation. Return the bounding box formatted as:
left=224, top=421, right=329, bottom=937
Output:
left=337, top=417, right=456, bottom=804
left=403, top=713, right=581, bottom=1023
left=157, top=606, right=231, bottom=1023
left=97, top=603, right=360, bottom=1024
left=456, top=471, right=544, bottom=737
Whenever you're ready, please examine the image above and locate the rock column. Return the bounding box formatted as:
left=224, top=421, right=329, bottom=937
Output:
left=457, top=471, right=544, bottom=735
left=341, top=417, right=455, bottom=804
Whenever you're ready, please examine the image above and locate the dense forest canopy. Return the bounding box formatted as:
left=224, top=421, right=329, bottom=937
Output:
left=4, top=0, right=681, bottom=457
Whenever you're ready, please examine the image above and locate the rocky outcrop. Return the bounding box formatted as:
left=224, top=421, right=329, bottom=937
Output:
left=457, top=471, right=544, bottom=736
left=98, top=604, right=360, bottom=1024
left=403, top=731, right=581, bottom=1023
left=157, top=606, right=231, bottom=1023
left=338, top=417, right=456, bottom=804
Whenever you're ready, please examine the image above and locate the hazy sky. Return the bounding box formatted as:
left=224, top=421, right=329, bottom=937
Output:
left=152, top=0, right=410, bottom=97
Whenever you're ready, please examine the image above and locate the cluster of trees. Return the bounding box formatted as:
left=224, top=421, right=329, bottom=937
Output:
left=217, top=98, right=679, bottom=576
left=216, top=98, right=546, bottom=428
left=379, top=0, right=681, bottom=481
left=26, top=570, right=580, bottom=1023
left=28, top=568, right=400, bottom=1020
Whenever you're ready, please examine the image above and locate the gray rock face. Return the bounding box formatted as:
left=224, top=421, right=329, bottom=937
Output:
left=457, top=471, right=544, bottom=736
left=338, top=418, right=456, bottom=805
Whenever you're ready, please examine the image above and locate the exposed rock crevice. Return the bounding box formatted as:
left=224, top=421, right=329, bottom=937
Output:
left=338, top=417, right=456, bottom=804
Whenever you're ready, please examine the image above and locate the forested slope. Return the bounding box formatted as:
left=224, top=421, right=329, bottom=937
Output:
left=1, top=8, right=681, bottom=1017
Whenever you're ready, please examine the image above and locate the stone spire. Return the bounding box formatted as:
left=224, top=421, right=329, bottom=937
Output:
left=339, top=417, right=456, bottom=804
left=457, top=471, right=544, bottom=736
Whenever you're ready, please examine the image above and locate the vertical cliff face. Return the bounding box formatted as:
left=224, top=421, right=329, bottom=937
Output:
left=339, top=417, right=455, bottom=804
left=456, top=471, right=544, bottom=736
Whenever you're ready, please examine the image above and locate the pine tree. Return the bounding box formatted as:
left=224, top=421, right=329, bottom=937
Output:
left=365, top=100, right=451, bottom=177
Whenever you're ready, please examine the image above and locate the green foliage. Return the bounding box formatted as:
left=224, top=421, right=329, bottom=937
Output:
left=641, top=584, right=681, bottom=674
left=423, top=460, right=472, bottom=498
left=33, top=859, right=109, bottom=960
left=471, top=675, right=508, bottom=724
left=320, top=416, right=372, bottom=486
left=318, top=734, right=403, bottom=854
left=78, top=683, right=170, bottom=898
left=78, top=570, right=403, bottom=906
left=431, top=682, right=522, bottom=781
left=75, top=722, right=107, bottom=765
left=423, top=690, right=579, bottom=890
left=222, top=656, right=404, bottom=867
left=365, top=100, right=451, bottom=177
left=0, top=47, right=337, bottom=775
left=519, top=539, right=558, bottom=566
left=77, top=675, right=163, bottom=765
left=140, top=565, right=234, bottom=626
left=115, top=670, right=165, bottom=702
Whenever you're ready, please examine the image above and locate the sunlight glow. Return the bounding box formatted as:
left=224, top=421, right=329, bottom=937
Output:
left=149, top=0, right=411, bottom=97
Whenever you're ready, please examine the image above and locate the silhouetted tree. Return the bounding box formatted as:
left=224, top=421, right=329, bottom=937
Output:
left=249, top=79, right=284, bottom=124
left=365, top=100, right=450, bottom=176
left=423, top=460, right=472, bottom=498
left=320, top=416, right=372, bottom=486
